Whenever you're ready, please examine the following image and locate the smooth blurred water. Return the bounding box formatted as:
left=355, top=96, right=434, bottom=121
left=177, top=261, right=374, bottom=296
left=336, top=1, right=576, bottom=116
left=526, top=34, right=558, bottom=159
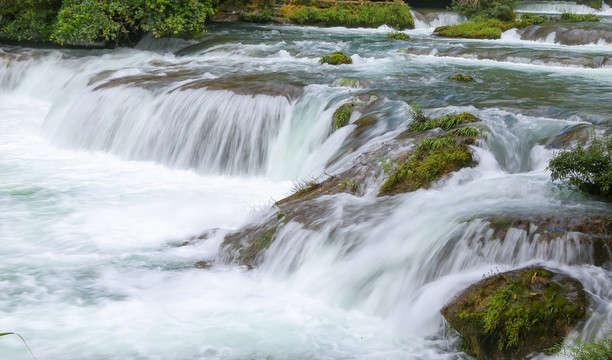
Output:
left=0, top=7, right=611, bottom=359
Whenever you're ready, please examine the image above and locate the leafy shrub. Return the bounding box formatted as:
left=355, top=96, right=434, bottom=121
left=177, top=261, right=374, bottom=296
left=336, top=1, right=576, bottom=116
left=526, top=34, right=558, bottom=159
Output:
left=516, top=13, right=549, bottom=28
left=547, top=134, right=612, bottom=200
left=451, top=0, right=517, bottom=21
left=238, top=11, right=275, bottom=23
left=560, top=13, right=601, bottom=22
left=319, top=51, right=352, bottom=65
left=575, top=0, right=604, bottom=10
left=288, top=3, right=414, bottom=29
left=1, top=0, right=217, bottom=46
left=0, top=0, right=62, bottom=41
left=387, top=31, right=411, bottom=40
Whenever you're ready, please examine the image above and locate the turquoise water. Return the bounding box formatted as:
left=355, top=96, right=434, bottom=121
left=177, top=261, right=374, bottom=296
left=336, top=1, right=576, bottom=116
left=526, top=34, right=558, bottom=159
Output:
left=0, top=7, right=611, bottom=359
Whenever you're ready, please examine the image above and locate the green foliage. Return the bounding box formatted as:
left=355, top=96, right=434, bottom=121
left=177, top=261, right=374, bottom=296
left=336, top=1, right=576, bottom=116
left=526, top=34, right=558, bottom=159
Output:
left=561, top=13, right=601, bottom=22
left=291, top=178, right=321, bottom=196
left=434, top=18, right=514, bottom=39
left=448, top=74, right=476, bottom=82
left=380, top=135, right=473, bottom=194
left=451, top=0, right=517, bottom=21
left=408, top=103, right=428, bottom=123
left=454, top=269, right=586, bottom=354
left=409, top=112, right=478, bottom=132
left=338, top=179, right=359, bottom=192
left=0, top=0, right=62, bottom=41
left=1, top=0, right=217, bottom=46
left=547, top=134, right=612, bottom=200
left=319, top=51, right=352, bottom=65
left=447, top=126, right=480, bottom=137
left=0, top=332, right=37, bottom=360
left=387, top=31, right=411, bottom=40
left=517, top=13, right=549, bottom=27
left=561, top=331, right=612, bottom=360
left=332, top=102, right=357, bottom=130
left=575, top=0, right=604, bottom=10
left=288, top=3, right=414, bottom=29
left=336, top=78, right=360, bottom=87
left=238, top=11, right=275, bottom=23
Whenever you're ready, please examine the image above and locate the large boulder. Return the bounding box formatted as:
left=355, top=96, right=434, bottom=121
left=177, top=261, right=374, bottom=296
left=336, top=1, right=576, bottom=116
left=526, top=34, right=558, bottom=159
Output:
left=442, top=267, right=588, bottom=359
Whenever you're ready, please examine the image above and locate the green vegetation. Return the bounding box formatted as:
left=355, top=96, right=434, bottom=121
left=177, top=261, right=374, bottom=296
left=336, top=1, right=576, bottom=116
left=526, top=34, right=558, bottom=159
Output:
left=576, top=0, right=606, bottom=10
left=451, top=0, right=517, bottom=21
left=548, top=133, right=612, bottom=200
left=518, top=13, right=549, bottom=26
left=238, top=11, right=275, bottom=23
left=286, top=2, right=414, bottom=29
left=319, top=51, right=352, bottom=65
left=444, top=268, right=588, bottom=359
left=0, top=332, right=37, bottom=360
left=332, top=102, right=359, bottom=130
left=336, top=78, right=360, bottom=88
left=338, top=179, right=359, bottom=192
left=0, top=0, right=217, bottom=47
left=409, top=112, right=478, bottom=132
left=561, top=13, right=601, bottom=22
left=434, top=18, right=514, bottom=39
left=379, top=111, right=479, bottom=195
left=291, top=178, right=321, bottom=196
left=387, top=31, right=411, bottom=41
left=448, top=74, right=476, bottom=82
left=560, top=331, right=612, bottom=360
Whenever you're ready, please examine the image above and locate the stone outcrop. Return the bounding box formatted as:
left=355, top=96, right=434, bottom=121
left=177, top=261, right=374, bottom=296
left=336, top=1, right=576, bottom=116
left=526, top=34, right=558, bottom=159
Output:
left=442, top=267, right=588, bottom=359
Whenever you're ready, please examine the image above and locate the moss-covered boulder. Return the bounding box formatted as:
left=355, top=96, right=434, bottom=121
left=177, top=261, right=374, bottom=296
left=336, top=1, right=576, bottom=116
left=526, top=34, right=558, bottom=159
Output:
left=319, top=51, right=352, bottom=65
left=449, top=74, right=476, bottom=82
left=442, top=267, right=588, bottom=359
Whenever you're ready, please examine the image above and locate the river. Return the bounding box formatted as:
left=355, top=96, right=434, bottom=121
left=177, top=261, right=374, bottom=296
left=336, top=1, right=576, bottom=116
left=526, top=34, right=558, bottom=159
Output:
left=1, top=1, right=611, bottom=359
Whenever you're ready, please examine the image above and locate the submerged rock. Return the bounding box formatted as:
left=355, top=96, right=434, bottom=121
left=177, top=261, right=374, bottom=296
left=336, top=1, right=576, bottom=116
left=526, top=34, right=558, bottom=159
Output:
left=442, top=267, right=588, bottom=359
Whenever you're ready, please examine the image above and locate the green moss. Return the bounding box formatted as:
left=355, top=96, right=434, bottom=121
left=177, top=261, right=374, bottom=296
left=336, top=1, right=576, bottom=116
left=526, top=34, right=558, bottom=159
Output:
left=338, top=179, right=359, bottom=192
left=448, top=74, right=476, bottom=82
left=380, top=135, right=473, bottom=194
left=287, top=3, right=414, bottom=29
left=387, top=31, right=411, bottom=40
left=434, top=19, right=515, bottom=39
left=447, top=268, right=588, bottom=357
left=561, top=13, right=601, bottom=22
left=337, top=78, right=360, bottom=87
left=332, top=102, right=360, bottom=130
left=320, top=51, right=352, bottom=65
left=409, top=112, right=478, bottom=132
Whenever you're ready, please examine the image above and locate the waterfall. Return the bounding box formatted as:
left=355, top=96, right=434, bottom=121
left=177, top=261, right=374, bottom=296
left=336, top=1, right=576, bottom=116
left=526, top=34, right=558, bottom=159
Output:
left=410, top=10, right=463, bottom=29
left=516, top=0, right=612, bottom=15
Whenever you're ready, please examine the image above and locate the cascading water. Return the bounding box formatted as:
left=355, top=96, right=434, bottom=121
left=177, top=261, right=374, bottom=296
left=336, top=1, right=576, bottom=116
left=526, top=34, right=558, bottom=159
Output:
left=1, top=18, right=611, bottom=360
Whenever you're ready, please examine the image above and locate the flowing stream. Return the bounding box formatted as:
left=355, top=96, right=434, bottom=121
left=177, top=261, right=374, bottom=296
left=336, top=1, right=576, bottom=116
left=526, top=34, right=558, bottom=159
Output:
left=1, top=3, right=611, bottom=359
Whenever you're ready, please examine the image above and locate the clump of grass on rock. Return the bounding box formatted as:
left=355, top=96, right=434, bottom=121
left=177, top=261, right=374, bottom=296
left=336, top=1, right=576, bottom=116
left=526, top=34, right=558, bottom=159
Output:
left=319, top=51, right=352, bottom=65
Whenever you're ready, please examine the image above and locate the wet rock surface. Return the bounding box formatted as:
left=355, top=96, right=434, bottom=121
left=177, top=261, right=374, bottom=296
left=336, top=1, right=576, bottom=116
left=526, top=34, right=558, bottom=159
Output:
left=442, top=267, right=588, bottom=360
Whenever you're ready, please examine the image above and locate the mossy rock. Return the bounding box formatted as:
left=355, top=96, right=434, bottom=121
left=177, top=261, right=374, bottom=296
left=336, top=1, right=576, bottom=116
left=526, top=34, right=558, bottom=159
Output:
left=442, top=267, right=588, bottom=359
left=448, top=74, right=476, bottom=82
left=320, top=51, right=352, bottom=65
left=332, top=102, right=362, bottom=130
left=387, top=32, right=411, bottom=40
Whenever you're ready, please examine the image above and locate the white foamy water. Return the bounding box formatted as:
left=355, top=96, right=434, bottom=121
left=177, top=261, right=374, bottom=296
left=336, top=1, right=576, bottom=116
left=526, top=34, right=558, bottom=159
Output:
left=1, top=22, right=611, bottom=360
